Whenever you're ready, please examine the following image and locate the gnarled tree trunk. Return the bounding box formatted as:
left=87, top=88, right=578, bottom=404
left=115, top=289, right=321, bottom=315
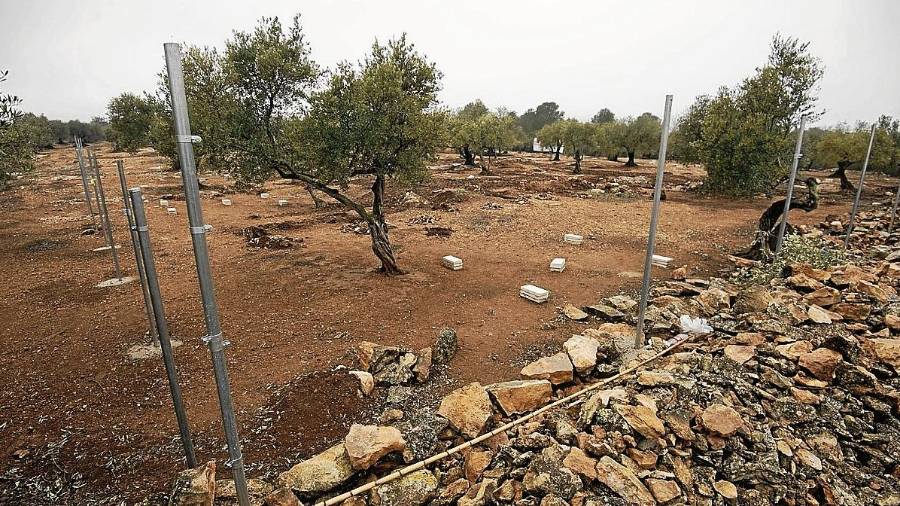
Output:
left=553, top=141, right=561, bottom=161
left=828, top=159, right=854, bottom=192
left=573, top=149, right=582, bottom=174
left=368, top=174, right=403, bottom=275
left=624, top=149, right=637, bottom=167
left=461, top=145, right=476, bottom=166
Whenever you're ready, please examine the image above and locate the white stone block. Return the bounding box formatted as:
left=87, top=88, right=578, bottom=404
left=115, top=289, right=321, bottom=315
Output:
left=221, top=198, right=232, bottom=206
left=563, top=233, right=583, bottom=245
left=441, top=255, right=463, bottom=270
left=166, top=207, right=177, bottom=215
left=520, top=284, right=550, bottom=303
left=550, top=257, right=566, bottom=272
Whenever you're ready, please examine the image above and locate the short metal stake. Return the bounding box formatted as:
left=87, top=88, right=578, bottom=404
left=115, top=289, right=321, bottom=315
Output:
left=117, top=160, right=158, bottom=342
left=774, top=115, right=807, bottom=254
left=89, top=149, right=123, bottom=279
left=635, top=94, right=674, bottom=348
left=129, top=187, right=197, bottom=468
left=165, top=42, right=249, bottom=504
left=844, top=123, right=877, bottom=249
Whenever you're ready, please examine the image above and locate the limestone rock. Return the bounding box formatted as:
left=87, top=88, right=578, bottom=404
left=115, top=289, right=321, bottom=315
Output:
left=521, top=352, right=574, bottom=385
left=646, top=478, right=682, bottom=503
left=277, top=444, right=354, bottom=494
left=344, top=424, right=407, bottom=471
left=170, top=461, right=216, bottom=506
left=723, top=344, right=755, bottom=365
left=563, top=334, right=600, bottom=373
left=563, top=304, right=590, bottom=321
left=434, top=328, right=458, bottom=364
left=700, top=404, right=743, bottom=437
left=562, top=447, right=598, bottom=481
left=804, top=287, right=841, bottom=307
left=595, top=456, right=655, bottom=505
left=831, top=303, right=871, bottom=321
left=464, top=449, right=494, bottom=483
left=370, top=469, right=438, bottom=506
left=865, top=338, right=900, bottom=367
left=348, top=370, right=374, bottom=396
left=614, top=403, right=665, bottom=439
left=486, top=379, right=552, bottom=416
left=458, top=478, right=497, bottom=506
left=714, top=480, right=738, bottom=500
left=413, top=347, right=432, bottom=382
left=215, top=479, right=273, bottom=504
left=263, top=487, right=300, bottom=506
left=523, top=446, right=582, bottom=500
left=734, top=286, right=773, bottom=314
left=437, top=382, right=494, bottom=437
left=798, top=348, right=843, bottom=381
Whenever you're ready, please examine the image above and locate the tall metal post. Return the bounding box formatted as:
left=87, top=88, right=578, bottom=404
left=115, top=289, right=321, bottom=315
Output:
left=117, top=160, right=158, bottom=342
left=635, top=95, right=674, bottom=347
left=129, top=188, right=197, bottom=467
left=888, top=183, right=900, bottom=233
left=844, top=124, right=877, bottom=248
left=774, top=115, right=807, bottom=254
left=164, top=42, right=249, bottom=503
left=74, top=138, right=96, bottom=224
left=90, top=149, right=123, bottom=279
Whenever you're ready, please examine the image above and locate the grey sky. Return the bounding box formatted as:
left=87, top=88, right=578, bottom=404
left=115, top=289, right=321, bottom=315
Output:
left=2, top=0, right=898, bottom=127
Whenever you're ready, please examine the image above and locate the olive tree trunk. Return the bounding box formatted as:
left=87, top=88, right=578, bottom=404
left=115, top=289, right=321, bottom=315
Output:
left=368, top=174, right=402, bottom=275
left=829, top=160, right=854, bottom=191
left=461, top=145, right=476, bottom=166
left=624, top=149, right=637, bottom=167
left=553, top=142, right=561, bottom=161
left=573, top=149, right=582, bottom=174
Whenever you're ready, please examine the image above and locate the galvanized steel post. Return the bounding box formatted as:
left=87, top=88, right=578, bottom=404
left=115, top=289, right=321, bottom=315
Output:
left=116, top=160, right=158, bottom=342
left=89, top=148, right=123, bottom=279
left=129, top=187, right=197, bottom=467
left=635, top=94, right=674, bottom=347
left=164, top=42, right=249, bottom=504
left=774, top=115, right=807, bottom=254
left=74, top=137, right=96, bottom=224
left=844, top=123, right=877, bottom=248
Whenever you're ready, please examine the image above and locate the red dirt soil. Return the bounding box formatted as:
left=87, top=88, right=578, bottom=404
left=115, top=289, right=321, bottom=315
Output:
left=0, top=144, right=888, bottom=503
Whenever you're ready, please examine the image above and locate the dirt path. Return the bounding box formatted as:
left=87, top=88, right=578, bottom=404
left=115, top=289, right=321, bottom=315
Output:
left=0, top=145, right=887, bottom=502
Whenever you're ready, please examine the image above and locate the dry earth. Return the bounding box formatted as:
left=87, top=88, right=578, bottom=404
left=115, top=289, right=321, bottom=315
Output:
left=0, top=144, right=893, bottom=503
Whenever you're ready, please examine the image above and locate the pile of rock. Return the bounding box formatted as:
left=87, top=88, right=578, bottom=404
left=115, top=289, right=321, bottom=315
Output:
left=348, top=329, right=458, bottom=392
left=165, top=213, right=900, bottom=506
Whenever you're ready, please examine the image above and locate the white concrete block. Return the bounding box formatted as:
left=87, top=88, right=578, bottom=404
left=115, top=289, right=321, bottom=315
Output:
left=520, top=284, right=550, bottom=303
left=166, top=207, right=177, bottom=215
left=159, top=199, right=169, bottom=207
left=221, top=198, right=232, bottom=206
left=563, top=233, right=583, bottom=245
left=259, top=192, right=270, bottom=199
left=441, top=255, right=463, bottom=270
left=550, top=257, right=566, bottom=272
left=277, top=199, right=289, bottom=207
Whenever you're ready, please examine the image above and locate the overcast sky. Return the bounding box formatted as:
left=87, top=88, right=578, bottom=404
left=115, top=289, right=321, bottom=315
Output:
left=2, top=0, right=898, bottom=127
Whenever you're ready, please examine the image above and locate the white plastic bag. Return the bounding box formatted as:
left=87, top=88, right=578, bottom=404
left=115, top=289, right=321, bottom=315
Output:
left=678, top=315, right=713, bottom=335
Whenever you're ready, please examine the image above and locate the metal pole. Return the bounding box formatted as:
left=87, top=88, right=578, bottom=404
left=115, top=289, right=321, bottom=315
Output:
left=774, top=115, right=807, bottom=254
left=635, top=94, right=673, bottom=347
left=129, top=187, right=197, bottom=467
left=90, top=149, right=123, bottom=279
left=117, top=160, right=158, bottom=342
left=844, top=123, right=877, bottom=248
left=164, top=42, right=249, bottom=503
left=74, top=137, right=96, bottom=224
left=889, top=182, right=900, bottom=233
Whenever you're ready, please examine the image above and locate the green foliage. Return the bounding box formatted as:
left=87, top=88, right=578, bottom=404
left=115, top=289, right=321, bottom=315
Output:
left=518, top=101, right=564, bottom=140
left=0, top=70, right=34, bottom=186
left=591, top=108, right=615, bottom=124
left=741, top=234, right=845, bottom=285
left=288, top=35, right=445, bottom=186
left=107, top=92, right=154, bottom=152
left=805, top=119, right=900, bottom=175
left=16, top=113, right=55, bottom=149
left=449, top=102, right=524, bottom=166
left=676, top=34, right=824, bottom=195
left=620, top=113, right=662, bottom=161
left=535, top=121, right=564, bottom=152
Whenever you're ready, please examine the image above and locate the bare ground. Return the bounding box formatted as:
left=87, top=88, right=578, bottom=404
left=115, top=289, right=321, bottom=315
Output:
left=0, top=144, right=890, bottom=503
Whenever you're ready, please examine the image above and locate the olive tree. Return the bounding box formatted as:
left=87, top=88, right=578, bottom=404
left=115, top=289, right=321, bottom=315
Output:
left=451, top=106, right=523, bottom=173
left=680, top=35, right=824, bottom=195
left=107, top=92, right=155, bottom=152
left=0, top=70, right=34, bottom=186
left=618, top=113, right=661, bottom=167
left=536, top=121, right=565, bottom=161
left=274, top=36, right=446, bottom=275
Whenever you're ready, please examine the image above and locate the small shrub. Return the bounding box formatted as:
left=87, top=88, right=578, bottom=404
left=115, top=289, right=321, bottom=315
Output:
left=738, top=234, right=846, bottom=285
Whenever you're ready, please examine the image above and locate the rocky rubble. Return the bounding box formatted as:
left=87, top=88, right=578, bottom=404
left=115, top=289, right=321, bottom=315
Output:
left=167, top=213, right=900, bottom=506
